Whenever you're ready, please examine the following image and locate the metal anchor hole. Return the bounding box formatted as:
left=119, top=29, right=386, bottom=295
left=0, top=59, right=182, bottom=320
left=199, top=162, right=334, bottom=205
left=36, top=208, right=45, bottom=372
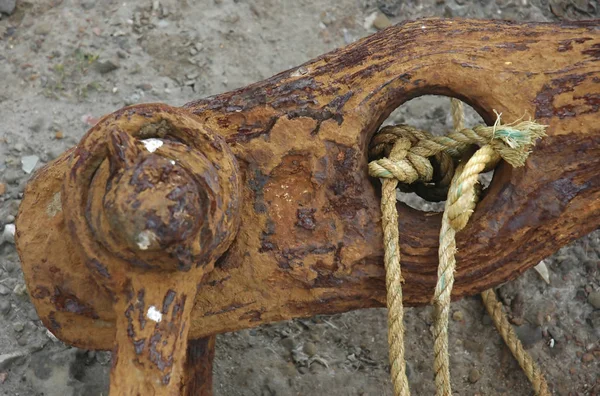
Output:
left=370, top=95, right=494, bottom=213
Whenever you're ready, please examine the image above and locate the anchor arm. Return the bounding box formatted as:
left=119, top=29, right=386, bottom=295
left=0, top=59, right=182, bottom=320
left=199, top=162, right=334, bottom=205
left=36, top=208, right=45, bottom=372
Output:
left=16, top=17, right=600, bottom=357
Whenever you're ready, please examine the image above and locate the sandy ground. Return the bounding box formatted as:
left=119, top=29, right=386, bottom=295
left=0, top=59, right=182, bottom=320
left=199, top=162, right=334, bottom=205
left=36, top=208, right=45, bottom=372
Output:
left=0, top=0, right=599, bottom=395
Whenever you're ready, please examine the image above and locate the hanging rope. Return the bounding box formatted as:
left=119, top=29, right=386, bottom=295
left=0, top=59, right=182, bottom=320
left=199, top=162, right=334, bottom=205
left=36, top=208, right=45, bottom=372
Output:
left=369, top=99, right=549, bottom=395
left=481, top=289, right=550, bottom=395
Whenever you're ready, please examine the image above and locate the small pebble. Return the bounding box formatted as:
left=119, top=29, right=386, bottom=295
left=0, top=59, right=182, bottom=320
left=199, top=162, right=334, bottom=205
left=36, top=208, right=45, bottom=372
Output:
left=282, top=362, right=296, bottom=377
left=280, top=337, right=295, bottom=351
left=54, top=131, right=64, bottom=139
left=34, top=22, right=52, bottom=35
left=0, top=372, right=7, bottom=384
left=13, top=283, right=27, bottom=297
left=468, top=368, right=482, bottom=383
left=136, top=83, right=153, bottom=91
left=581, top=353, right=594, bottom=363
left=303, top=342, right=317, bottom=357
left=12, top=322, right=24, bottom=332
left=0, top=300, right=11, bottom=316
left=587, top=291, right=600, bottom=309
left=95, top=59, right=120, bottom=74
left=0, top=183, right=6, bottom=195
left=452, top=310, right=464, bottom=321
left=0, top=284, right=10, bottom=295
left=373, top=12, right=392, bottom=30
left=2, top=224, right=15, bottom=244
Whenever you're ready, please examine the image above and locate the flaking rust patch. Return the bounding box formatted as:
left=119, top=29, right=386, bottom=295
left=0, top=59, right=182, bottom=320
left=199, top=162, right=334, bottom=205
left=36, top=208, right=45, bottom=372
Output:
left=46, top=191, right=62, bottom=217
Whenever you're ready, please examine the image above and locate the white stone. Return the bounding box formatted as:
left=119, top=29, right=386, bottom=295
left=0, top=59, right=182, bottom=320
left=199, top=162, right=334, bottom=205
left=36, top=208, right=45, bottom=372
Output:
left=533, top=260, right=550, bottom=284
left=2, top=224, right=15, bottom=245
left=46, top=329, right=59, bottom=342
left=21, top=155, right=39, bottom=174
left=363, top=11, right=378, bottom=30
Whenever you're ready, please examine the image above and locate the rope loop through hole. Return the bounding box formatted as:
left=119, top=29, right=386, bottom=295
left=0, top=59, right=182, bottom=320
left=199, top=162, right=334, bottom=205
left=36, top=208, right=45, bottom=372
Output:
left=369, top=98, right=549, bottom=396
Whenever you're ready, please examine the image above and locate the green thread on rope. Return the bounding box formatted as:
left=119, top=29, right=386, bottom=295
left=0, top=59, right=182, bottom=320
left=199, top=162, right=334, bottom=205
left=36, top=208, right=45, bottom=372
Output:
left=494, top=128, right=529, bottom=147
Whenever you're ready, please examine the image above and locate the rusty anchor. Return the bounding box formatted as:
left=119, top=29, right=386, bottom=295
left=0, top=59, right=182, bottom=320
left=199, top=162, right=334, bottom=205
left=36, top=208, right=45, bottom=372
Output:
left=14, top=18, right=600, bottom=395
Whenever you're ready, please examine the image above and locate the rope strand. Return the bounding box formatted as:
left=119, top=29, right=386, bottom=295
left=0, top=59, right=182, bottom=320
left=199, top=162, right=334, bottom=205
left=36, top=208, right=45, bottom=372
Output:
left=481, top=289, right=550, bottom=395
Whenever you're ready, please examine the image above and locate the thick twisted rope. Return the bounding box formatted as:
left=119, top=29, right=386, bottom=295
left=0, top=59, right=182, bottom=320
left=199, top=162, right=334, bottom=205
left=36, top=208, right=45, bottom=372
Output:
left=379, top=138, right=411, bottom=396
left=445, top=103, right=550, bottom=396
left=369, top=99, right=547, bottom=396
left=433, top=146, right=500, bottom=395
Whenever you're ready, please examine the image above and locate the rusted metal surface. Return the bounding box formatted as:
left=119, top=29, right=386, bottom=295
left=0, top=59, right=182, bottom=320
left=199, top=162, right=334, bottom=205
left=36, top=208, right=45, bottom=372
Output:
left=182, top=336, right=216, bottom=396
left=21, top=104, right=241, bottom=394
left=14, top=18, right=600, bottom=394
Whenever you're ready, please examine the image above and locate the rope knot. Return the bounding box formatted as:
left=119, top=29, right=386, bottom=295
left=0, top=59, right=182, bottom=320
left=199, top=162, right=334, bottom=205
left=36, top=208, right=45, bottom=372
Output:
left=368, top=125, right=456, bottom=202
left=368, top=113, right=547, bottom=208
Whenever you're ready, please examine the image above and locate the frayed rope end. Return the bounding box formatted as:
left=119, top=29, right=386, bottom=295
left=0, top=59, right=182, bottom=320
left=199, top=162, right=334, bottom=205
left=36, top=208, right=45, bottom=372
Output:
left=491, top=111, right=547, bottom=167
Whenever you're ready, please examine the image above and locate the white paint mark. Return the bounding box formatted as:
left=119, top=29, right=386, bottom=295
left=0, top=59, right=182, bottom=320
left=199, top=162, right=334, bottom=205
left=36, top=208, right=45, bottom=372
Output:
left=291, top=66, right=308, bottom=77
left=170, top=160, right=176, bottom=165
left=46, top=192, right=62, bottom=217
left=141, top=138, right=163, bottom=153
left=136, top=230, right=156, bottom=250
left=147, top=306, right=162, bottom=323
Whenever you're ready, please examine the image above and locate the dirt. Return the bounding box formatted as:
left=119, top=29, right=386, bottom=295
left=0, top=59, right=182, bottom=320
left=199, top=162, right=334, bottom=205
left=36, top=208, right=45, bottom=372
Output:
left=0, top=0, right=599, bottom=395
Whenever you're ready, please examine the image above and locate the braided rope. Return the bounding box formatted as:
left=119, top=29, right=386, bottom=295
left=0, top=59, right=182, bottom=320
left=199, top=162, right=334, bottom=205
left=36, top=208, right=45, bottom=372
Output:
left=369, top=98, right=547, bottom=395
